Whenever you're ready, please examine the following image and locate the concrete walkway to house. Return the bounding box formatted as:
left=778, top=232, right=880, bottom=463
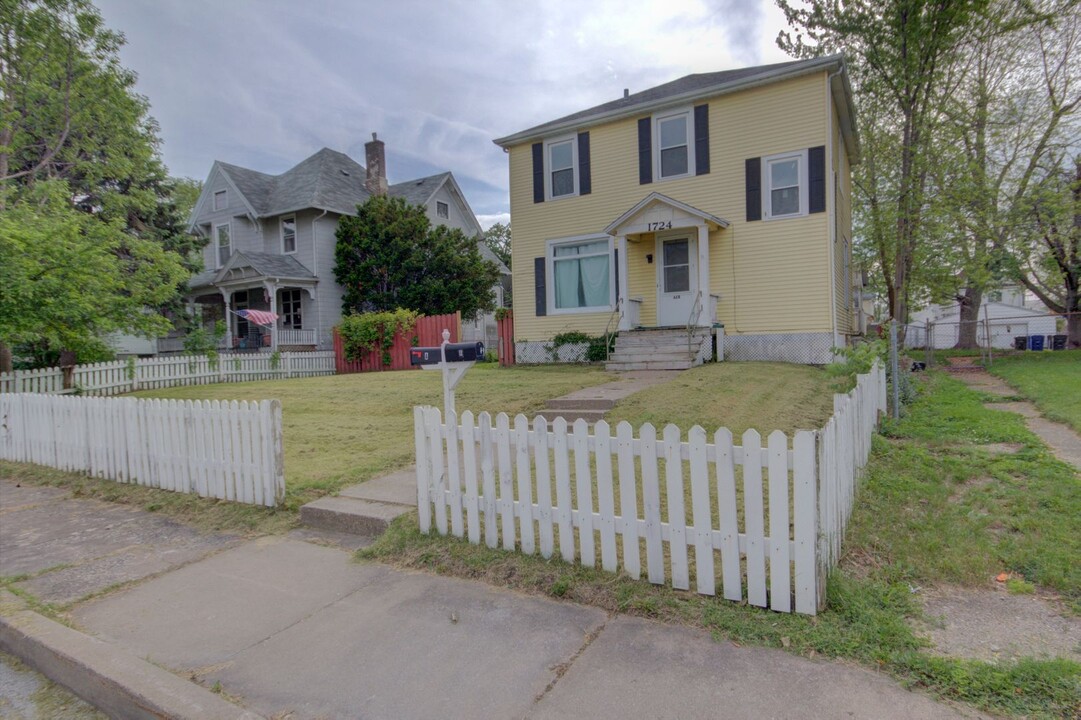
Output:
left=955, top=370, right=1081, bottom=470
left=300, top=370, right=684, bottom=537
left=0, top=478, right=986, bottom=720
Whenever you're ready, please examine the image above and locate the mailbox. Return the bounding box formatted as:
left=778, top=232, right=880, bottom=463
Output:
left=410, top=342, right=485, bottom=366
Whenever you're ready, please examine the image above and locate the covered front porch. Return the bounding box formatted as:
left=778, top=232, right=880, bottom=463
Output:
left=172, top=252, right=319, bottom=353
left=606, top=192, right=728, bottom=333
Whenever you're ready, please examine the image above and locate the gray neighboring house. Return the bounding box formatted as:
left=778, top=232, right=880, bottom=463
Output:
left=169, top=134, right=509, bottom=354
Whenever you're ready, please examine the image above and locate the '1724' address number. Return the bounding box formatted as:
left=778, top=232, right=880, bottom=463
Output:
left=647, top=221, right=673, bottom=231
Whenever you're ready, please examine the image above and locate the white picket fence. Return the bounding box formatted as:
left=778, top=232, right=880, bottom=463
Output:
left=415, top=362, right=886, bottom=615
left=0, top=351, right=335, bottom=396
left=0, top=393, right=284, bottom=506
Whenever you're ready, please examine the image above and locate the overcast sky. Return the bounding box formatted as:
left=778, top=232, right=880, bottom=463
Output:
left=96, top=0, right=795, bottom=228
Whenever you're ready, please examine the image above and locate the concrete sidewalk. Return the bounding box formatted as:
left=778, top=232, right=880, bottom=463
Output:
left=0, top=479, right=984, bottom=720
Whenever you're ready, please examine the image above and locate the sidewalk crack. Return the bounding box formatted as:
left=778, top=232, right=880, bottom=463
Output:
left=532, top=614, right=609, bottom=705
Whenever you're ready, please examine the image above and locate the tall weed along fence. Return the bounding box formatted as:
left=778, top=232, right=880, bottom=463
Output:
left=0, top=393, right=284, bottom=506
left=415, top=362, right=886, bottom=615
left=0, top=351, right=336, bottom=396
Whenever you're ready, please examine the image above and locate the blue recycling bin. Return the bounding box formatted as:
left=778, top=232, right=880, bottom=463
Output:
left=1028, top=335, right=1044, bottom=351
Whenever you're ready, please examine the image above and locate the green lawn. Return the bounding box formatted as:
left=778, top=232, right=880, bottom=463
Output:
left=988, top=349, right=1081, bottom=434
left=130, top=364, right=610, bottom=508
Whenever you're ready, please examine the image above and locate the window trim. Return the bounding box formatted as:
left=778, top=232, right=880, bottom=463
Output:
left=653, top=107, right=695, bottom=181
left=544, top=134, right=578, bottom=201
left=214, top=222, right=231, bottom=269
left=545, top=234, right=614, bottom=315
left=762, top=149, right=809, bottom=221
left=436, top=201, right=449, bottom=219
left=280, top=215, right=297, bottom=255
left=213, top=189, right=227, bottom=211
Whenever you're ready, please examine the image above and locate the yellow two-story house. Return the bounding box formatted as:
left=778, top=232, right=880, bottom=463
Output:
left=494, top=55, right=860, bottom=366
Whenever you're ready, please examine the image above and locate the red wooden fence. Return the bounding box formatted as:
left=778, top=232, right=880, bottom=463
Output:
left=334, top=312, right=461, bottom=374
left=497, top=311, right=515, bottom=367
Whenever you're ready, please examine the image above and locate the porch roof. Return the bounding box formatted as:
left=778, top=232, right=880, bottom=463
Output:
left=188, top=252, right=318, bottom=292
left=604, top=192, right=730, bottom=237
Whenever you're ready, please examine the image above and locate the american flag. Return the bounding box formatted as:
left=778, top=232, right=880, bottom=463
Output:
left=236, top=309, right=278, bottom=327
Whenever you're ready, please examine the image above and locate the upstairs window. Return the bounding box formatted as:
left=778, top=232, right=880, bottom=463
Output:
left=655, top=110, right=692, bottom=179
left=213, top=189, right=227, bottom=211
left=281, top=216, right=296, bottom=253
left=437, top=201, right=449, bottom=218
left=546, top=137, right=577, bottom=199
left=763, top=150, right=808, bottom=220
left=215, top=223, right=231, bottom=267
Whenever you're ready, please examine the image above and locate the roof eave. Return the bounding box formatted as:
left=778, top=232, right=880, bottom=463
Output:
left=493, top=55, right=845, bottom=148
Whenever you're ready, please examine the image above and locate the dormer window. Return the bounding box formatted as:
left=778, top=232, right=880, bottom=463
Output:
left=547, top=137, right=577, bottom=199
left=213, top=189, right=226, bottom=211
left=437, top=201, right=449, bottom=219
left=281, top=216, right=296, bottom=254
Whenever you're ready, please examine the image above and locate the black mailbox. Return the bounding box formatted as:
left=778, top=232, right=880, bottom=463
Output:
left=410, top=342, right=484, bottom=366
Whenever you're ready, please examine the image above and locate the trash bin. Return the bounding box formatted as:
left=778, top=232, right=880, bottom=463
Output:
left=1028, top=335, right=1045, bottom=351
left=1013, top=336, right=1028, bottom=351
left=1052, top=334, right=1067, bottom=351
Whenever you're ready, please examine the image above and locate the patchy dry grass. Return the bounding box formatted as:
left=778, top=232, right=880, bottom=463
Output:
left=131, top=363, right=609, bottom=509
left=607, top=361, right=838, bottom=435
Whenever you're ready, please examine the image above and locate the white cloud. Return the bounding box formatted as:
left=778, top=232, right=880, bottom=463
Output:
left=476, top=213, right=511, bottom=231
left=96, top=0, right=800, bottom=216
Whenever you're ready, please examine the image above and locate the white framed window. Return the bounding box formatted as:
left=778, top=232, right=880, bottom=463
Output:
left=281, top=216, right=296, bottom=254
left=436, top=201, right=449, bottom=219
left=545, top=135, right=577, bottom=199
left=654, top=108, right=694, bottom=180
left=547, top=235, right=613, bottom=314
left=763, top=149, right=808, bottom=220
left=215, top=223, right=231, bottom=268
left=213, top=189, right=227, bottom=211
left=281, top=289, right=302, bottom=329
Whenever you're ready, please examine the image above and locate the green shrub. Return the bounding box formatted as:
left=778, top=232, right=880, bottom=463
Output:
left=337, top=309, right=420, bottom=365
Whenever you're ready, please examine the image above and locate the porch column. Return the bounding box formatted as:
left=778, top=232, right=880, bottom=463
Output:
left=219, top=288, right=233, bottom=349
left=266, top=281, right=279, bottom=351
left=697, top=224, right=710, bottom=327
left=617, top=235, right=631, bottom=331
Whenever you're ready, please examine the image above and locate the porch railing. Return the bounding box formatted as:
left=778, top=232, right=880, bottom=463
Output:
left=279, top=329, right=316, bottom=345
left=156, top=336, right=230, bottom=354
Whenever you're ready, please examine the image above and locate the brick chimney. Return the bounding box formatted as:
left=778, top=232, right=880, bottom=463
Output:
left=365, top=132, right=388, bottom=196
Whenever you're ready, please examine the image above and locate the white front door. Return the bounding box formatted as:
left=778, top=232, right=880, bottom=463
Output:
left=656, top=234, right=697, bottom=326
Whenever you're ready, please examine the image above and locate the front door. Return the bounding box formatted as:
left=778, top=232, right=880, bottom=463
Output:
left=656, top=235, right=697, bottom=326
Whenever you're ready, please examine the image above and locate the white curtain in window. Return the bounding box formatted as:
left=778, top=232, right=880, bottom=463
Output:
left=555, top=258, right=580, bottom=308
left=579, top=255, right=609, bottom=307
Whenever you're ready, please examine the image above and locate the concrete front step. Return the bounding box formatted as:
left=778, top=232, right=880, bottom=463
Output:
left=541, top=408, right=608, bottom=423
left=300, top=496, right=412, bottom=536
left=608, top=351, right=695, bottom=362
left=606, top=359, right=694, bottom=371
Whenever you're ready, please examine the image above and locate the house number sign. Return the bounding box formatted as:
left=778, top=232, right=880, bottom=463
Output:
left=647, top=221, right=673, bottom=231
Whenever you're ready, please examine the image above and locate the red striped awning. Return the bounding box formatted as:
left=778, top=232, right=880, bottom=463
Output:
left=237, top=309, right=278, bottom=327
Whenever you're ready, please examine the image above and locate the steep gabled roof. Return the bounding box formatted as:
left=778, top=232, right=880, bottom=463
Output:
left=493, top=54, right=859, bottom=161
left=388, top=172, right=451, bottom=207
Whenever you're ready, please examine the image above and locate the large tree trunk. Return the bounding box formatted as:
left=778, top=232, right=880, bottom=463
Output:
left=955, top=287, right=983, bottom=349
left=1067, top=312, right=1081, bottom=349
left=0, top=342, right=11, bottom=374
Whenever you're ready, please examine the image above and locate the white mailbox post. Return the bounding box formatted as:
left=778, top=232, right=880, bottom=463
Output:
left=412, top=329, right=482, bottom=418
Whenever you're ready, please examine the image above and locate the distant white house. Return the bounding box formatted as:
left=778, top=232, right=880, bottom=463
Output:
left=907, top=286, right=1059, bottom=349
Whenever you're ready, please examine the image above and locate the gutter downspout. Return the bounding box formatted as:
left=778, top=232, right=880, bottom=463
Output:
left=826, top=69, right=842, bottom=356
left=312, top=209, right=328, bottom=349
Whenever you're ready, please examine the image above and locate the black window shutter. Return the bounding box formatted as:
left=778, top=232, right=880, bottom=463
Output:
left=637, top=118, right=652, bottom=185
left=745, top=158, right=761, bottom=221
left=532, top=143, right=545, bottom=204
left=808, top=145, right=826, bottom=214
left=577, top=132, right=591, bottom=195
left=534, top=257, right=547, bottom=316
left=694, top=104, right=710, bottom=175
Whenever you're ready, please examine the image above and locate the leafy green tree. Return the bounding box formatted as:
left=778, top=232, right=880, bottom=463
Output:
left=0, top=0, right=196, bottom=369
left=483, top=222, right=511, bottom=269
left=777, top=0, right=989, bottom=324
left=334, top=195, right=501, bottom=319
